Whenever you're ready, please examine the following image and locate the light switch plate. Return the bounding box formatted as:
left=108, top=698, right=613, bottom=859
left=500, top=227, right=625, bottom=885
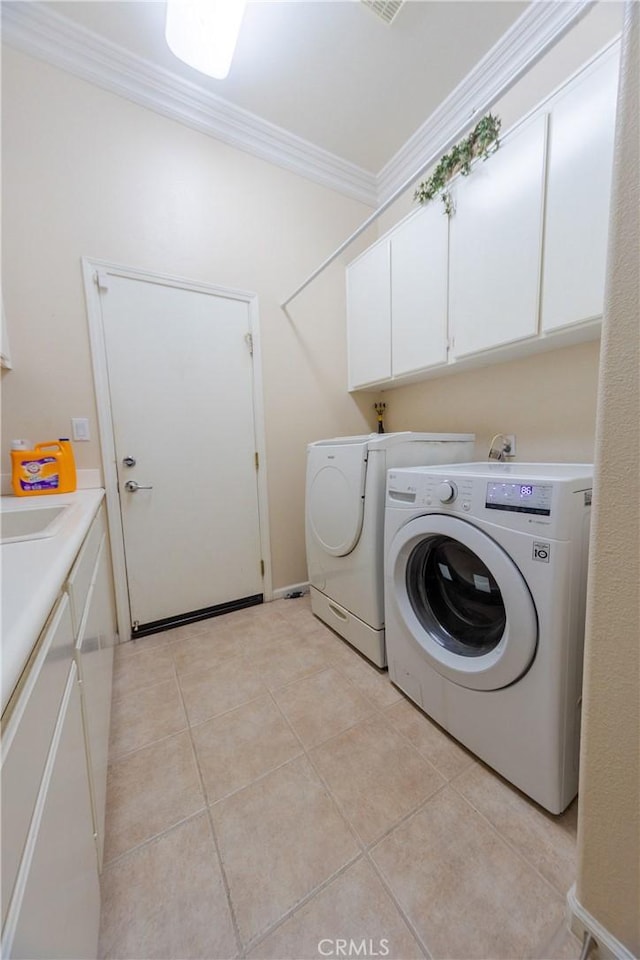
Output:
left=71, top=417, right=90, bottom=441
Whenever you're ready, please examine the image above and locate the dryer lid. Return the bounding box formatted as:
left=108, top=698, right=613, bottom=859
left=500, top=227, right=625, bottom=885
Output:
left=306, top=442, right=368, bottom=557
left=308, top=432, right=475, bottom=451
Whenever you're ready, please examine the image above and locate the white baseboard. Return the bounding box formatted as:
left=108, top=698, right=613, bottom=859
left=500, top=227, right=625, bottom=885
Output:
left=271, top=582, right=310, bottom=601
left=567, top=885, right=638, bottom=960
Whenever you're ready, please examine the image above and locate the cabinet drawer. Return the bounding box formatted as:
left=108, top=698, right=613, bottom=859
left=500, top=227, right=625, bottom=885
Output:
left=1, top=596, right=74, bottom=925
left=67, top=506, right=105, bottom=636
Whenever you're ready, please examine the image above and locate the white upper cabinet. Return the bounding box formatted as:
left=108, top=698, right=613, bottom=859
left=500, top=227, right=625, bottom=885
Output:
left=346, top=240, right=391, bottom=390
left=344, top=42, right=619, bottom=391
left=448, top=113, right=547, bottom=359
left=541, top=46, right=619, bottom=333
left=391, top=203, right=449, bottom=376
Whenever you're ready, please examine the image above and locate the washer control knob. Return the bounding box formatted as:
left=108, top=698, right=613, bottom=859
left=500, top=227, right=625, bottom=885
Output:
left=437, top=481, right=457, bottom=503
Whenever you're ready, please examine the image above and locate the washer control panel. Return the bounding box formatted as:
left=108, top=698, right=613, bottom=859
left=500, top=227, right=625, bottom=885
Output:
left=386, top=466, right=591, bottom=540
left=387, top=473, right=474, bottom=509
left=387, top=473, right=553, bottom=518
left=485, top=482, right=552, bottom=516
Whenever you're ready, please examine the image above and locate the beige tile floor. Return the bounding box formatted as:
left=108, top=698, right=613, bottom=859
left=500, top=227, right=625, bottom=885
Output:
left=99, top=597, right=582, bottom=960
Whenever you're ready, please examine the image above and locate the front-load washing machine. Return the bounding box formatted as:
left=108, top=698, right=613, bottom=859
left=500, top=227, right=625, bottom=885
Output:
left=384, top=462, right=593, bottom=813
left=305, top=432, right=475, bottom=667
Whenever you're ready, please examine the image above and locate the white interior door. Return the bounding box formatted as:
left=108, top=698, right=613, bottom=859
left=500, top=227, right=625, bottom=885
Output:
left=95, top=270, right=264, bottom=633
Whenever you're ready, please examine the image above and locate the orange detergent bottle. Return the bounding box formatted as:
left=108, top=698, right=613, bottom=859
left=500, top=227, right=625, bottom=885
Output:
left=11, top=438, right=77, bottom=496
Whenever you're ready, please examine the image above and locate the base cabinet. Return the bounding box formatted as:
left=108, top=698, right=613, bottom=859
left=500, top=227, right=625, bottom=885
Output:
left=3, top=666, right=101, bottom=960
left=1, top=597, right=76, bottom=931
left=1, top=501, right=116, bottom=959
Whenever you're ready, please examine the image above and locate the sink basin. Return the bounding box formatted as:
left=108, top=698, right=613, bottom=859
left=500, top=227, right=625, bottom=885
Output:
left=1, top=505, right=69, bottom=544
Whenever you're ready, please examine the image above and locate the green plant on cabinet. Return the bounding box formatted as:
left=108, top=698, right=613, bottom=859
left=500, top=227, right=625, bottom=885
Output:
left=414, top=113, right=502, bottom=215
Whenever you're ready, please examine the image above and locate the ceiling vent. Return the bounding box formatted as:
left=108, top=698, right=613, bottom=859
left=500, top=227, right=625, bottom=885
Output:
left=361, top=0, right=405, bottom=25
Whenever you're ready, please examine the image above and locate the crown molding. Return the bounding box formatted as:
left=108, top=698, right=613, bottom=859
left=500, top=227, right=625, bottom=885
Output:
left=0, top=1, right=378, bottom=207
left=377, top=0, right=595, bottom=202
left=2, top=0, right=594, bottom=210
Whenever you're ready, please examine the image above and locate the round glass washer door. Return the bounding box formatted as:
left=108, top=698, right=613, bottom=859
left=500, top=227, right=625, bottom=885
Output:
left=387, top=514, right=538, bottom=690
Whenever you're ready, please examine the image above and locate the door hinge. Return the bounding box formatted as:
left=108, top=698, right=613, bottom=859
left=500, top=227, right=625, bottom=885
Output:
left=95, top=270, right=109, bottom=291
left=245, top=332, right=254, bottom=356
left=260, top=559, right=265, bottom=577
left=255, top=451, right=259, bottom=470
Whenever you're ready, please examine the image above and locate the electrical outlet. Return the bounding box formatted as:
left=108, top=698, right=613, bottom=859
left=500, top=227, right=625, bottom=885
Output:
left=504, top=434, right=516, bottom=458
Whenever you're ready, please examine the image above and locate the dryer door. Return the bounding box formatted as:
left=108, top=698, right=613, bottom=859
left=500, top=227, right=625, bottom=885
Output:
left=306, top=442, right=368, bottom=557
left=388, top=515, right=537, bottom=690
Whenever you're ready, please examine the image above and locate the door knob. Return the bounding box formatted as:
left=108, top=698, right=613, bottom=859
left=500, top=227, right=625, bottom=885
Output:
left=124, top=480, right=153, bottom=492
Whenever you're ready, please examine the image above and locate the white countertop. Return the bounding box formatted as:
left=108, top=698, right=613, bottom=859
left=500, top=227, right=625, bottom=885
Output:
left=1, top=489, right=104, bottom=714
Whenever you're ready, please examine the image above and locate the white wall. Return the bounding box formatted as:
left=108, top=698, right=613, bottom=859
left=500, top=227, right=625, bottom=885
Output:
left=383, top=340, right=600, bottom=463
left=574, top=3, right=639, bottom=953
left=0, top=46, right=374, bottom=590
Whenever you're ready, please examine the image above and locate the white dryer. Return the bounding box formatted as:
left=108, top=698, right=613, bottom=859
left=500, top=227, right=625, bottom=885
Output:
left=305, top=432, right=475, bottom=667
left=384, top=462, right=593, bottom=813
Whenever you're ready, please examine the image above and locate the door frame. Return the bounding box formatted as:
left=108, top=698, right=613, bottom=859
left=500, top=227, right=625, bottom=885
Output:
left=82, top=257, right=273, bottom=642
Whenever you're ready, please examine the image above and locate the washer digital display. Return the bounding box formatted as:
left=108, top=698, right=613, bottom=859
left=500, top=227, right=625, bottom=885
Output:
left=485, top=482, right=552, bottom=516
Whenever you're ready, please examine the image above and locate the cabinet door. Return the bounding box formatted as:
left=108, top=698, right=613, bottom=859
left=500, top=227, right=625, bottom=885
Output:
left=449, top=113, right=547, bottom=359
left=76, top=537, right=116, bottom=871
left=347, top=240, right=391, bottom=389
left=391, top=204, right=449, bottom=376
left=4, top=665, right=100, bottom=960
left=67, top=506, right=106, bottom=636
left=1, top=596, right=74, bottom=928
left=541, top=46, right=619, bottom=332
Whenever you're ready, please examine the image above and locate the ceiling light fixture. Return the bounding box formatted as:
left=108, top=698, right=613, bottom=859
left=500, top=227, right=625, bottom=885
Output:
left=165, top=0, right=247, bottom=80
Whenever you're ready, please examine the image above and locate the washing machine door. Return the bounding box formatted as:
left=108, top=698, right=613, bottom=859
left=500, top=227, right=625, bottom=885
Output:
left=388, top=515, right=538, bottom=690
left=306, top=442, right=368, bottom=557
